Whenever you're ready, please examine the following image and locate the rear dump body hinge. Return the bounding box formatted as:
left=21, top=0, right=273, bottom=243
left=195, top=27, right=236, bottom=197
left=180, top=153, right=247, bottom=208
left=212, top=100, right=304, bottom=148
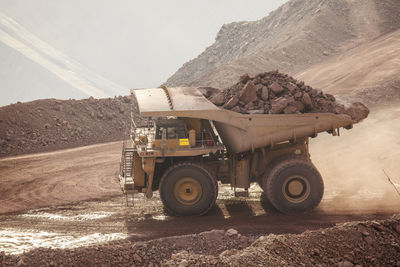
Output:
left=119, top=146, right=135, bottom=206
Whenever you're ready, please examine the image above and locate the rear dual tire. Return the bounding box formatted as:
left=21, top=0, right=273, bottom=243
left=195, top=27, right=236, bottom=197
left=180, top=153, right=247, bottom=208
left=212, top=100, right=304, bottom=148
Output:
left=262, top=158, right=324, bottom=214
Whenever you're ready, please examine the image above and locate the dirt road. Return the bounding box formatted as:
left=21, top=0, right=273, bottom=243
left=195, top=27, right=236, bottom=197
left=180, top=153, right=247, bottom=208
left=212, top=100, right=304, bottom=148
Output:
left=0, top=142, right=122, bottom=214
left=1, top=105, right=399, bottom=256
left=0, top=194, right=394, bottom=256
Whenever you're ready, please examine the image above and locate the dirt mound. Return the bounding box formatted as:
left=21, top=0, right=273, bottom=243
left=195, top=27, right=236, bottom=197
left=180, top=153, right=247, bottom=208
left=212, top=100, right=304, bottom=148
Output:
left=0, top=96, right=134, bottom=158
left=206, top=71, right=369, bottom=122
left=165, top=215, right=400, bottom=266
left=165, top=0, right=400, bottom=89
left=1, top=215, right=399, bottom=266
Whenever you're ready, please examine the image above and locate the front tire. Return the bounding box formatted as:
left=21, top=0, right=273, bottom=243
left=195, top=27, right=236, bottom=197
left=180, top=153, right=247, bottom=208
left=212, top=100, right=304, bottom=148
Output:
left=159, top=163, right=218, bottom=216
left=263, top=158, right=324, bottom=214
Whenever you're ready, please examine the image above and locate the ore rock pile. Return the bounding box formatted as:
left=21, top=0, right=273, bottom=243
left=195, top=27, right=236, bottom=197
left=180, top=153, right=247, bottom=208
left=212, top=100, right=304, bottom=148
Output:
left=206, top=71, right=369, bottom=122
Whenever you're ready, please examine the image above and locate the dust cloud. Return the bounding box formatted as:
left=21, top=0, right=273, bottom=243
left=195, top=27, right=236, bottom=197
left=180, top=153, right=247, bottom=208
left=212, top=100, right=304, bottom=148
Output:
left=311, top=102, right=400, bottom=213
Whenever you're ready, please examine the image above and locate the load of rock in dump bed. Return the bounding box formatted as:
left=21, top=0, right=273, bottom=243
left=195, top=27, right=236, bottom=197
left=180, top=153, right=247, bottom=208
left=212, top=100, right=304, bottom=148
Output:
left=205, top=71, right=369, bottom=122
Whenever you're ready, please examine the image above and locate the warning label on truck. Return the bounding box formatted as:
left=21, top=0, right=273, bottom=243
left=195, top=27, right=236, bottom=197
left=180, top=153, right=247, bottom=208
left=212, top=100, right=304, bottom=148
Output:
left=179, top=138, right=190, bottom=146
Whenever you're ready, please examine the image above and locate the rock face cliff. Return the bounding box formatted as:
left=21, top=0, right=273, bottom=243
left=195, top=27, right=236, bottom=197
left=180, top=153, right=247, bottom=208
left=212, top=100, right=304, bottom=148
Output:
left=165, top=0, right=400, bottom=89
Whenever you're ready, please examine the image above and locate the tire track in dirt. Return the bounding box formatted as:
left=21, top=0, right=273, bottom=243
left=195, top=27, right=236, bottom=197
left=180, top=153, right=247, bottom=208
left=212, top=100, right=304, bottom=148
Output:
left=0, top=142, right=122, bottom=214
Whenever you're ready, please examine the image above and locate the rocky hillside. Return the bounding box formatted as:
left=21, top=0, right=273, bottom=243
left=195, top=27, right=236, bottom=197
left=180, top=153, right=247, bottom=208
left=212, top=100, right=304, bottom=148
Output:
left=297, top=28, right=400, bottom=106
left=165, top=0, right=400, bottom=90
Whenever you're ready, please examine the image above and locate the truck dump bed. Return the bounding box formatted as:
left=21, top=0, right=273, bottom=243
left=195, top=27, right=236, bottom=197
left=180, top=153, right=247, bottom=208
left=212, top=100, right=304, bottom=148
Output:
left=132, top=87, right=354, bottom=153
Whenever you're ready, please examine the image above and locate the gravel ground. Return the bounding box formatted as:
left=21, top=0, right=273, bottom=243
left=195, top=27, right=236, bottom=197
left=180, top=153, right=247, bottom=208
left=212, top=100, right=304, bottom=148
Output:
left=165, top=215, right=400, bottom=266
left=1, top=213, right=399, bottom=266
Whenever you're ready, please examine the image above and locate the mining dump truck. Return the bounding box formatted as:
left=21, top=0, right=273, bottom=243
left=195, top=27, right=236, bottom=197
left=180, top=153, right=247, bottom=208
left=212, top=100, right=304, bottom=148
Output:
left=119, top=86, right=355, bottom=216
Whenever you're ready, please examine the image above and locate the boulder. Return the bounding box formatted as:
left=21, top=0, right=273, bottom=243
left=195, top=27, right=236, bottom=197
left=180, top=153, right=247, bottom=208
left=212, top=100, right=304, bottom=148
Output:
left=286, top=82, right=298, bottom=93
left=326, top=93, right=336, bottom=102
left=225, top=229, right=238, bottom=236
left=335, top=104, right=346, bottom=114
left=270, top=97, right=289, bottom=114
left=257, top=100, right=266, bottom=109
left=231, top=106, right=241, bottom=113
left=244, top=101, right=254, bottom=110
left=293, top=101, right=305, bottom=112
left=345, top=102, right=369, bottom=122
left=302, top=93, right=313, bottom=109
left=255, top=83, right=264, bottom=95
left=310, top=88, right=319, bottom=97
left=198, top=87, right=220, bottom=98
left=239, top=81, right=258, bottom=104
left=294, top=92, right=303, bottom=99
left=269, top=82, right=285, bottom=94
left=253, top=76, right=261, bottom=85
left=210, top=92, right=226, bottom=106
left=261, top=87, right=269, bottom=101
left=223, top=96, right=239, bottom=109
left=239, top=73, right=250, bottom=84
left=284, top=105, right=299, bottom=114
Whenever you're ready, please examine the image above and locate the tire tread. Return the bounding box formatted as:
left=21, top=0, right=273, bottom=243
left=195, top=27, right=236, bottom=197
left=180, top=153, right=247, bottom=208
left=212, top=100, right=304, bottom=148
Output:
left=265, top=158, right=323, bottom=213
left=159, top=162, right=218, bottom=216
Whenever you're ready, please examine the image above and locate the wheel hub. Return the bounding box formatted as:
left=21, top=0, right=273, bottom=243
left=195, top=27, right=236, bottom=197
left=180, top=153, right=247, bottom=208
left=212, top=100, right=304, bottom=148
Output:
left=174, top=177, right=203, bottom=205
left=282, top=175, right=311, bottom=203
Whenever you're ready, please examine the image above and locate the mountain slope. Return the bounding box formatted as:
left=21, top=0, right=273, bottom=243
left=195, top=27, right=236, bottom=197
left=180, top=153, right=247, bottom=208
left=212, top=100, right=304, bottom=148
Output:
left=297, top=28, right=400, bottom=105
left=165, top=0, right=400, bottom=89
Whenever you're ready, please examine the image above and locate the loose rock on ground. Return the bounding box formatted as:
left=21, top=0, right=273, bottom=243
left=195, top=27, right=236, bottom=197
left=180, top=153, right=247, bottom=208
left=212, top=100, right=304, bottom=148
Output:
left=1, top=215, right=399, bottom=266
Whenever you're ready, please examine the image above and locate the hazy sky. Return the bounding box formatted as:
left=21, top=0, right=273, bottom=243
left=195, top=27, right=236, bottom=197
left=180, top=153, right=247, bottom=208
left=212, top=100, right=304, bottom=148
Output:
left=0, top=0, right=287, bottom=105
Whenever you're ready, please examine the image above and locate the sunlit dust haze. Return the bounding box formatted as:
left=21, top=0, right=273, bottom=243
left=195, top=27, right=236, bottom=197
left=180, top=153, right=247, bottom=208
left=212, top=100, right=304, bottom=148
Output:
left=312, top=103, right=400, bottom=213
left=0, top=0, right=287, bottom=106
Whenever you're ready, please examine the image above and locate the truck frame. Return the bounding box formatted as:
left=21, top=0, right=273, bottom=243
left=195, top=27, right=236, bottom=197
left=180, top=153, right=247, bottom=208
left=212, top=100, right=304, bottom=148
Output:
left=119, top=86, right=354, bottom=216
